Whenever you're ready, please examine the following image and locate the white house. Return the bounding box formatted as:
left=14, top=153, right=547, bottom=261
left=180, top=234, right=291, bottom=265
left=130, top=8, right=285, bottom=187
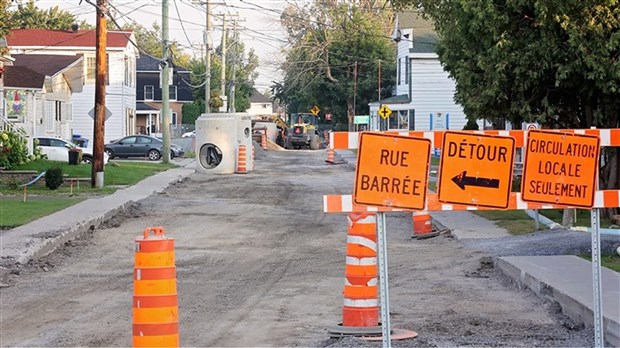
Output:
left=246, top=89, right=274, bottom=117
left=4, top=54, right=84, bottom=152
left=7, top=28, right=139, bottom=143
left=369, top=10, right=483, bottom=132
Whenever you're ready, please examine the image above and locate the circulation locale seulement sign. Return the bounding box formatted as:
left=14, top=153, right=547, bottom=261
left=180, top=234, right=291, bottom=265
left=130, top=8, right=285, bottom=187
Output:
left=521, top=130, right=600, bottom=208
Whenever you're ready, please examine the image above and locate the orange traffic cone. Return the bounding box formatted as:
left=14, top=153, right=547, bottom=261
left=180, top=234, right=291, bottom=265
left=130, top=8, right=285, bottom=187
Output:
left=326, top=148, right=336, bottom=164
left=412, top=211, right=439, bottom=239
left=328, top=213, right=418, bottom=340
left=133, top=227, right=179, bottom=347
left=236, top=144, right=247, bottom=174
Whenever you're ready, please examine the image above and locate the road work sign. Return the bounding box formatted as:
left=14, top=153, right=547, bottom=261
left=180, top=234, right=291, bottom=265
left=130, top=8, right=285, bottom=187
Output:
left=521, top=130, right=600, bottom=208
left=354, top=132, right=431, bottom=210
left=438, top=132, right=515, bottom=208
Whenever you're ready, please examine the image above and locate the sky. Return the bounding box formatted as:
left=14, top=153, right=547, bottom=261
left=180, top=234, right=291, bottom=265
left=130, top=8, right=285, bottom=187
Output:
left=30, top=0, right=289, bottom=92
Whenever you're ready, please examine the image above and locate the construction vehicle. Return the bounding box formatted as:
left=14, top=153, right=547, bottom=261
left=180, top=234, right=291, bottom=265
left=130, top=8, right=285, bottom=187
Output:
left=285, top=113, right=323, bottom=150
left=252, top=114, right=288, bottom=147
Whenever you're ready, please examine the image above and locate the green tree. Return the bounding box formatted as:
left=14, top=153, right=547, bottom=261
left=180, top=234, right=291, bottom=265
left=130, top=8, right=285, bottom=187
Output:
left=274, top=1, right=396, bottom=130
left=394, top=0, right=619, bottom=216
left=120, top=22, right=191, bottom=68
left=10, top=0, right=84, bottom=30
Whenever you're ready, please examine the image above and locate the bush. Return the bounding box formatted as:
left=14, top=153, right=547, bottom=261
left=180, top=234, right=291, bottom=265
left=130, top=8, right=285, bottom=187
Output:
left=0, top=130, right=30, bottom=169
left=45, top=167, right=64, bottom=190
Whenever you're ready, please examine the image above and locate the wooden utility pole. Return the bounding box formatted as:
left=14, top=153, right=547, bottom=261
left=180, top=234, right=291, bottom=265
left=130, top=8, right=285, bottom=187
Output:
left=92, top=0, right=107, bottom=188
left=161, top=0, right=171, bottom=163
left=228, top=18, right=237, bottom=113
left=204, top=0, right=211, bottom=113
left=220, top=13, right=227, bottom=111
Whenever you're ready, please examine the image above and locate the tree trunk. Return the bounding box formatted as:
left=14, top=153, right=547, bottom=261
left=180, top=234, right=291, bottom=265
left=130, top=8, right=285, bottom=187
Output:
left=562, top=208, right=574, bottom=228
left=347, top=99, right=354, bottom=132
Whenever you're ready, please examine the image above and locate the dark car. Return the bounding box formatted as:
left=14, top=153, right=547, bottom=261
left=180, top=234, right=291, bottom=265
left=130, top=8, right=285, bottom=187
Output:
left=104, top=135, right=184, bottom=161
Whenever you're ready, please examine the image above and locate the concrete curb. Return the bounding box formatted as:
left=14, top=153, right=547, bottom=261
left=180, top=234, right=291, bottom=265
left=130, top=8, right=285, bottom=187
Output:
left=495, top=256, right=620, bottom=347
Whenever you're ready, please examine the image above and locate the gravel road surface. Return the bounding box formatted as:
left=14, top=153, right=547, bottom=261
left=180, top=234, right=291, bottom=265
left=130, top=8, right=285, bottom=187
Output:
left=1, top=148, right=614, bottom=347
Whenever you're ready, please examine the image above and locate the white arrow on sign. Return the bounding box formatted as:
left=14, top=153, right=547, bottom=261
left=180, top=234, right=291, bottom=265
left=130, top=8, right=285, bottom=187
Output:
left=88, top=107, right=113, bottom=121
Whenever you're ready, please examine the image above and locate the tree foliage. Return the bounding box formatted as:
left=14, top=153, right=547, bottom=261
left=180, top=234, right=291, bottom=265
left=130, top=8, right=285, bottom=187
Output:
left=10, top=0, right=86, bottom=30
left=274, top=0, right=396, bottom=130
left=393, top=0, right=619, bottom=130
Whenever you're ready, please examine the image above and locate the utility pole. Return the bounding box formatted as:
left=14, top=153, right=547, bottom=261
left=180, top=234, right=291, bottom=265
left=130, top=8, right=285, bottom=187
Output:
left=161, top=0, right=171, bottom=163
left=220, top=13, right=227, bottom=112
left=204, top=0, right=211, bottom=113
left=92, top=0, right=107, bottom=188
left=228, top=18, right=237, bottom=113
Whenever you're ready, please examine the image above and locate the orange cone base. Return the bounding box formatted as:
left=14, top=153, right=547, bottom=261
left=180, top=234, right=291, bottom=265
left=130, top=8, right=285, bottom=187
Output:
left=342, top=307, right=378, bottom=327
left=328, top=324, right=418, bottom=340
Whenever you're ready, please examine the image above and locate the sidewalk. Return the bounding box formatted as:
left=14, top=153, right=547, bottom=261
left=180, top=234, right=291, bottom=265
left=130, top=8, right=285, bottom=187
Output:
left=336, top=149, right=619, bottom=346
left=0, top=158, right=196, bottom=277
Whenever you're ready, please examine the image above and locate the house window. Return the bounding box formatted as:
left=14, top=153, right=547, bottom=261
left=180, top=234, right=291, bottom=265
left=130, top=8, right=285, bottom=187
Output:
left=171, top=112, right=178, bottom=127
left=405, top=59, right=409, bottom=85
left=398, top=58, right=401, bottom=85
left=86, top=54, right=110, bottom=84
left=45, top=101, right=53, bottom=131
left=169, top=86, right=177, bottom=101
left=144, top=86, right=154, bottom=100
left=55, top=101, right=62, bottom=122
left=124, top=57, right=130, bottom=86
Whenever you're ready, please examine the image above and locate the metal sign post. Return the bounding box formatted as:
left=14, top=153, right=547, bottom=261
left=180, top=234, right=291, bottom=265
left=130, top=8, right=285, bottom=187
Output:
left=376, top=212, right=391, bottom=348
left=591, top=208, right=604, bottom=347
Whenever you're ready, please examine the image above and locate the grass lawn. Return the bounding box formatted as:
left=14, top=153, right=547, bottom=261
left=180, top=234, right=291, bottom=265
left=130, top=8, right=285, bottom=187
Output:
left=474, top=210, right=544, bottom=235
left=0, top=196, right=85, bottom=229
left=539, top=209, right=615, bottom=228
left=0, top=160, right=177, bottom=228
left=579, top=253, right=620, bottom=273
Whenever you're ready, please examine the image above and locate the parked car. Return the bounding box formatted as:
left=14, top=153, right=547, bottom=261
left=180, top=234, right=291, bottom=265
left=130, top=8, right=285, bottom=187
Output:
left=182, top=130, right=195, bottom=138
left=35, top=136, right=109, bottom=164
left=104, top=135, right=185, bottom=161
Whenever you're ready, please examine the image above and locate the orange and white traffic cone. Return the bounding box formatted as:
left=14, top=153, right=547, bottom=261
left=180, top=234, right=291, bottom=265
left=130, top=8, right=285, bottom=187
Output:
left=133, top=227, right=179, bottom=347
left=236, top=144, right=247, bottom=174
left=328, top=213, right=418, bottom=340
left=326, top=148, right=336, bottom=164
left=412, top=211, right=439, bottom=239
left=252, top=144, right=256, bottom=170
left=329, top=212, right=381, bottom=337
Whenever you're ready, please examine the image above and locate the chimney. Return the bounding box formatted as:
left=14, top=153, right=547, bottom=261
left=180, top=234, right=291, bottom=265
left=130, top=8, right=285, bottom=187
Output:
left=71, top=23, right=79, bottom=33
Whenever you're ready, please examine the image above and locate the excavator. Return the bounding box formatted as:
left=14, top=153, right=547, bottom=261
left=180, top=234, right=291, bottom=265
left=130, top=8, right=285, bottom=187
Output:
left=285, top=113, right=323, bottom=150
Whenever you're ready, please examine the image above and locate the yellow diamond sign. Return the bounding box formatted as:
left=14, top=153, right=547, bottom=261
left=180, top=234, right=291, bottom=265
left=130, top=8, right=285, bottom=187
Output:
left=310, top=105, right=320, bottom=116
left=378, top=105, right=392, bottom=119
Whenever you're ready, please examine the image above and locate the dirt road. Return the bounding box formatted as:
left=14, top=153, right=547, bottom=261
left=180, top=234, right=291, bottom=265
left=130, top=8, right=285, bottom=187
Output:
left=0, top=149, right=594, bottom=347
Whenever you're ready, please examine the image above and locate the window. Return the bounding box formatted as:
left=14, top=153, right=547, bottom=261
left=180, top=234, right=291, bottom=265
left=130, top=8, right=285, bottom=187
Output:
left=121, top=136, right=137, bottom=145
left=397, top=58, right=401, bottom=85
left=169, top=86, right=177, bottom=101
left=137, top=136, right=152, bottom=144
left=55, top=101, right=62, bottom=122
left=171, top=112, right=178, bottom=126
left=86, top=54, right=110, bottom=84
left=405, top=59, right=409, bottom=85
left=45, top=101, right=53, bottom=131
left=144, top=85, right=154, bottom=100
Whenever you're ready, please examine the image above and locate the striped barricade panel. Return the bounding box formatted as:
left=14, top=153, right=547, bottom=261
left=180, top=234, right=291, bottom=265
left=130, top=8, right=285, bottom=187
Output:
left=323, top=190, right=620, bottom=213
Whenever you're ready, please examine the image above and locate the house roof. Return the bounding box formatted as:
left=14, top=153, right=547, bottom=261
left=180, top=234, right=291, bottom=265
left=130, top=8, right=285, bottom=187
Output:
left=5, top=54, right=84, bottom=92
left=379, top=94, right=411, bottom=104
left=398, top=10, right=438, bottom=54
left=11, top=54, right=81, bottom=76
left=4, top=66, right=45, bottom=89
left=137, top=53, right=189, bottom=72
left=6, top=29, right=133, bottom=49
left=250, top=89, right=272, bottom=103
left=136, top=102, right=159, bottom=111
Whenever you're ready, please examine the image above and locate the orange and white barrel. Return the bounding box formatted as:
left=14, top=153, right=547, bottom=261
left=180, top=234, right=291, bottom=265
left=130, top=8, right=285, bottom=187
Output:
left=236, top=144, right=247, bottom=174
left=343, top=212, right=378, bottom=327
left=133, top=227, right=179, bottom=347
left=261, top=131, right=267, bottom=150
left=326, top=149, right=336, bottom=164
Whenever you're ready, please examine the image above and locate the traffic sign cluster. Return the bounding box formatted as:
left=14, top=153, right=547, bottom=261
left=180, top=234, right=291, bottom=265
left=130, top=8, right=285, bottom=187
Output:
left=352, top=129, right=607, bottom=211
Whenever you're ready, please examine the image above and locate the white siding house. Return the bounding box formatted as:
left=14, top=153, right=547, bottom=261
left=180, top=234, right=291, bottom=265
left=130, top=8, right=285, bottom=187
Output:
left=369, top=11, right=482, bottom=131
left=7, top=28, right=139, bottom=143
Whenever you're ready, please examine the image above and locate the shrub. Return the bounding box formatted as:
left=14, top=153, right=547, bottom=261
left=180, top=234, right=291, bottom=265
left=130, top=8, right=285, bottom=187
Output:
left=0, top=130, right=30, bottom=169
left=45, top=166, right=64, bottom=190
